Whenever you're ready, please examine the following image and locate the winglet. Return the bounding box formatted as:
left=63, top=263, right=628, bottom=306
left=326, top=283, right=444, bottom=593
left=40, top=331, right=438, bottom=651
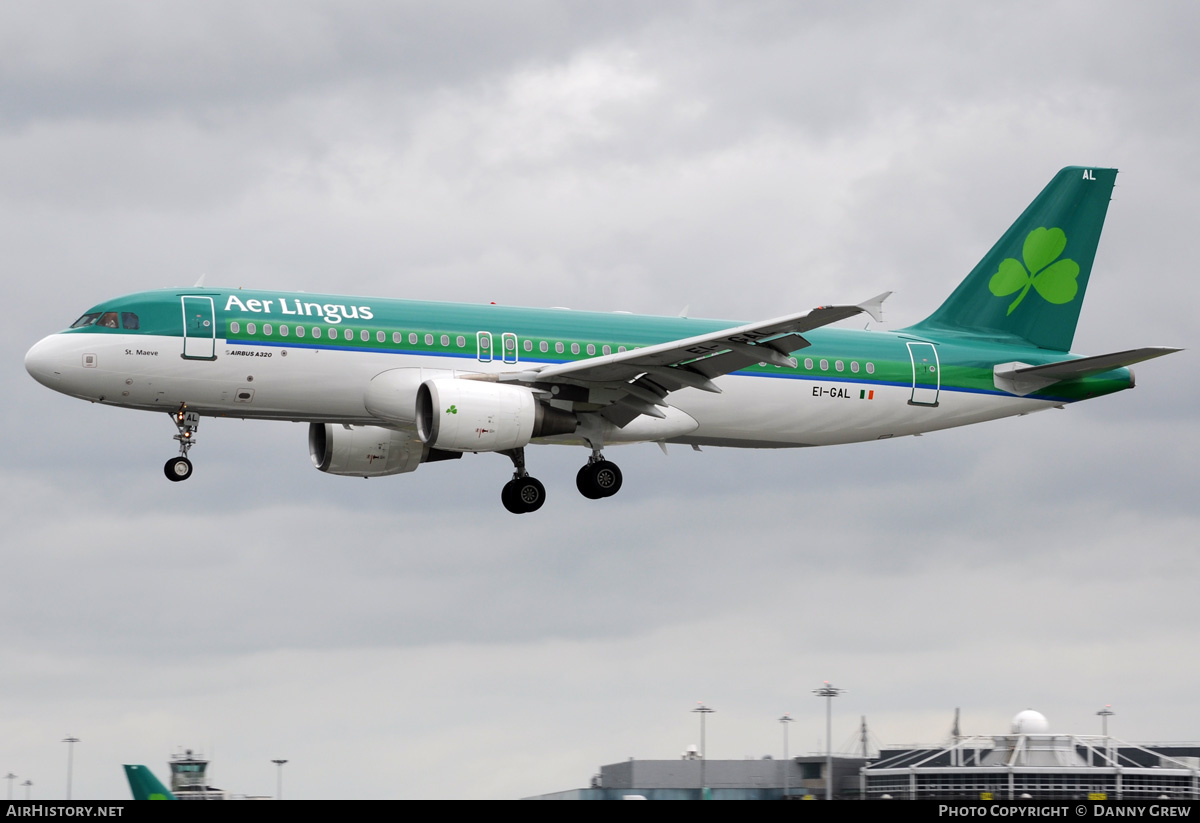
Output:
left=857, top=292, right=891, bottom=324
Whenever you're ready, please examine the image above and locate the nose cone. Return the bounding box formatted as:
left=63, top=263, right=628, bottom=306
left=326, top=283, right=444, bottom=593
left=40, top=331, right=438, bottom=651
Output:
left=25, top=334, right=66, bottom=388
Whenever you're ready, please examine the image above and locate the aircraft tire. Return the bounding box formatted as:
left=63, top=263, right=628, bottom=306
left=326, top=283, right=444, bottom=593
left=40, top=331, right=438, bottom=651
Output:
left=577, top=461, right=622, bottom=499
left=593, top=461, right=622, bottom=497
left=501, top=479, right=521, bottom=513
left=576, top=464, right=604, bottom=499
left=514, top=477, right=546, bottom=513
left=164, top=456, right=193, bottom=482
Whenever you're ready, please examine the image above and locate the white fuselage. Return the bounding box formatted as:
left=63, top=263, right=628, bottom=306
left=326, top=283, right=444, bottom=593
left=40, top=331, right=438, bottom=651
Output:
left=24, top=329, right=1056, bottom=449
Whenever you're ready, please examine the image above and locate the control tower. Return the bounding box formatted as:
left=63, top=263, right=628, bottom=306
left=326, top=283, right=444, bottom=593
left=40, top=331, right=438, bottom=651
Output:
left=168, top=749, right=227, bottom=800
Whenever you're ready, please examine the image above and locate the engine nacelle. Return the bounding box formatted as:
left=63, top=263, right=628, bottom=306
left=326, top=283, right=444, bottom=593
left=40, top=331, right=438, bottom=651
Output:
left=416, top=378, right=576, bottom=452
left=365, top=367, right=457, bottom=427
left=308, top=423, right=425, bottom=477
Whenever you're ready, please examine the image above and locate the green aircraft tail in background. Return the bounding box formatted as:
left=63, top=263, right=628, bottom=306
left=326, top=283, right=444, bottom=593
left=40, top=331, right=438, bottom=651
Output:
left=907, top=166, right=1117, bottom=351
left=123, top=764, right=176, bottom=800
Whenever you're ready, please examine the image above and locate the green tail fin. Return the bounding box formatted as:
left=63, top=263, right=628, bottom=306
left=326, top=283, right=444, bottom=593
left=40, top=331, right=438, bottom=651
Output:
left=124, top=765, right=176, bottom=800
left=907, top=166, right=1117, bottom=351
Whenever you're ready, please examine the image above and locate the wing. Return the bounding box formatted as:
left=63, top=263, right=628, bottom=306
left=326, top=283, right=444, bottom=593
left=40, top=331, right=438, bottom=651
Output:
left=493, top=293, right=890, bottom=425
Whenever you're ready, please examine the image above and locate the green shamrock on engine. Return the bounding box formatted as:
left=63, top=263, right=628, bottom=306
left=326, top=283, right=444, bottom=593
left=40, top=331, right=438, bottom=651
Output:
left=988, top=227, right=1080, bottom=315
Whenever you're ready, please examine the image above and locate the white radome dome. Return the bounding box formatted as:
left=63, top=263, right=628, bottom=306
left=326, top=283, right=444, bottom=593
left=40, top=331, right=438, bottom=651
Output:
left=1010, top=709, right=1049, bottom=734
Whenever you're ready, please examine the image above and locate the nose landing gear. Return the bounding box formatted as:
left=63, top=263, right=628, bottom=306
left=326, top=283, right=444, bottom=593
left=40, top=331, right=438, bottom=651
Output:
left=164, top=406, right=199, bottom=482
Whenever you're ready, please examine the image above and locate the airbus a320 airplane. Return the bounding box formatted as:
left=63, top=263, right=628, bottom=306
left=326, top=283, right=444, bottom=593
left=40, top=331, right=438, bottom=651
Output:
left=25, top=167, right=1178, bottom=513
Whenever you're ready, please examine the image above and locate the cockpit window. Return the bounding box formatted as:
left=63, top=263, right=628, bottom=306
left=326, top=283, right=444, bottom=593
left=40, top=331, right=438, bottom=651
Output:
left=70, top=312, right=101, bottom=328
left=97, top=312, right=120, bottom=328
left=121, top=312, right=140, bottom=330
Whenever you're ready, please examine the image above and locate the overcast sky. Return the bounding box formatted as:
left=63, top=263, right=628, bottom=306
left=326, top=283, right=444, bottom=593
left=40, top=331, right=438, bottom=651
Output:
left=3, top=1, right=1197, bottom=800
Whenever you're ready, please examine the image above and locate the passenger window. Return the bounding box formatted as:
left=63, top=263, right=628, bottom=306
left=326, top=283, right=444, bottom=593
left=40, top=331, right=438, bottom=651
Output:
left=296, top=326, right=305, bottom=338
left=457, top=335, right=466, bottom=348
left=424, top=334, right=433, bottom=345
left=570, top=343, right=580, bottom=355
left=524, top=339, right=532, bottom=352
left=850, top=361, right=859, bottom=373
left=280, top=325, right=289, bottom=337
left=230, top=321, right=240, bottom=334
left=393, top=332, right=401, bottom=344
left=344, top=329, right=353, bottom=341
left=618, top=346, right=627, bottom=353
left=586, top=344, right=595, bottom=356
left=121, top=312, right=140, bottom=330
left=602, top=345, right=611, bottom=355
left=866, top=362, right=875, bottom=374
left=555, top=342, right=564, bottom=354
left=247, top=322, right=256, bottom=335
left=361, top=330, right=369, bottom=342
left=441, top=335, right=449, bottom=347
left=820, top=359, right=829, bottom=370
left=539, top=341, right=548, bottom=353
left=835, top=360, right=844, bottom=372
left=263, top=324, right=272, bottom=335
left=409, top=333, right=418, bottom=345
left=377, top=331, right=385, bottom=343
left=804, top=358, right=813, bottom=369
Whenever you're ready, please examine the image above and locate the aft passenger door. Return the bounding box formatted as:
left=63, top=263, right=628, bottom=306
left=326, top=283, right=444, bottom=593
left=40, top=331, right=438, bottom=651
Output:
left=181, top=296, right=217, bottom=361
left=906, top=341, right=940, bottom=406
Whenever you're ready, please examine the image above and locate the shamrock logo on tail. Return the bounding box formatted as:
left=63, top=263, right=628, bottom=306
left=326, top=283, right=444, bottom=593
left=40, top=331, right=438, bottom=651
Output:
left=989, top=227, right=1080, bottom=315
left=445, top=404, right=458, bottom=414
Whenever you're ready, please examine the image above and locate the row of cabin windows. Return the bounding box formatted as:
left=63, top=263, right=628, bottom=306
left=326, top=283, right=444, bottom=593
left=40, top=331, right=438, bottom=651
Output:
left=803, top=357, right=876, bottom=375
left=226, top=321, right=631, bottom=356
left=224, top=321, right=877, bottom=374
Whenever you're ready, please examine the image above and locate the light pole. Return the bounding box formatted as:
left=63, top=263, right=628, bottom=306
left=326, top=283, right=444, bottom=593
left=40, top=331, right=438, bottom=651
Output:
left=779, top=714, right=796, bottom=799
left=812, top=682, right=844, bottom=800
left=1097, top=705, right=1114, bottom=737
left=62, top=737, right=80, bottom=800
left=4, top=774, right=16, bottom=801
left=22, top=780, right=32, bottom=801
left=691, top=702, right=714, bottom=800
left=271, top=760, right=288, bottom=800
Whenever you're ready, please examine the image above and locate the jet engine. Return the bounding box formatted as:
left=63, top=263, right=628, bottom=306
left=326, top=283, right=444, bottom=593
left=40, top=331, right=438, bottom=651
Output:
left=364, top=367, right=457, bottom=427
left=415, top=378, right=576, bottom=452
left=308, top=423, right=429, bottom=477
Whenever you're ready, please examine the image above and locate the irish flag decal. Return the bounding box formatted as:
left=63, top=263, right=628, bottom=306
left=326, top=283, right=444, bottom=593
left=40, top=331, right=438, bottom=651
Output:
left=859, top=390, right=875, bottom=400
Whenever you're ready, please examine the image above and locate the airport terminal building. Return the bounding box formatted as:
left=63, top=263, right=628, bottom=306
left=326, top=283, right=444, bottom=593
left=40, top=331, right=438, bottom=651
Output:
left=527, top=710, right=1200, bottom=800
left=861, top=711, right=1200, bottom=801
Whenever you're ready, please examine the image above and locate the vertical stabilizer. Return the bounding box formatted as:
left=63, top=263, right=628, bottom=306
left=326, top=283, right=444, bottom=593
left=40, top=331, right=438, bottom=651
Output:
left=124, top=765, right=176, bottom=800
left=907, top=166, right=1117, bottom=351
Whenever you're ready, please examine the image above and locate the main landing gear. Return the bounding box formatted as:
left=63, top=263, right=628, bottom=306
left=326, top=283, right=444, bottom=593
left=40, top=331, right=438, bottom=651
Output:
left=164, top=406, right=199, bottom=482
left=497, top=447, right=624, bottom=513
left=576, top=453, right=623, bottom=500
left=500, top=447, right=546, bottom=514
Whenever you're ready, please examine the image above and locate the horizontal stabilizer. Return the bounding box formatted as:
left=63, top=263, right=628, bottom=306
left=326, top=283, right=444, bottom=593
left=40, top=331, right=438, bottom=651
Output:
left=994, top=347, right=1181, bottom=396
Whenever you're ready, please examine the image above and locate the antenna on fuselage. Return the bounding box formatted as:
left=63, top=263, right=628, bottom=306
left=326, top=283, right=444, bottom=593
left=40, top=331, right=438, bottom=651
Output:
left=192, top=274, right=206, bottom=288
